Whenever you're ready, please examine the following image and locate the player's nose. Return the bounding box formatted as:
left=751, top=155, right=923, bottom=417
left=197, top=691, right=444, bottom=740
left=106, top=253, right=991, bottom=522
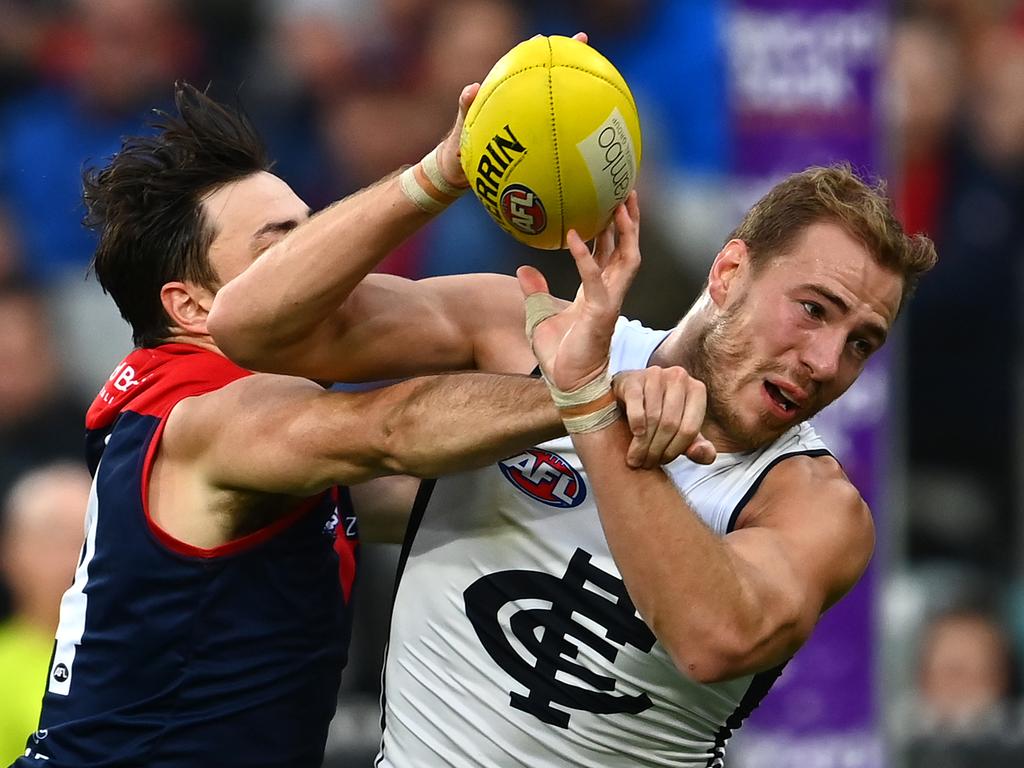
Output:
left=800, top=330, right=843, bottom=382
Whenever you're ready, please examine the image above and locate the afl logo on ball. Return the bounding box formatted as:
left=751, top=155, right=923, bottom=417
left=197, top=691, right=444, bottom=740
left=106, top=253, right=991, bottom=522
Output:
left=499, top=449, right=586, bottom=508
left=501, top=184, right=547, bottom=235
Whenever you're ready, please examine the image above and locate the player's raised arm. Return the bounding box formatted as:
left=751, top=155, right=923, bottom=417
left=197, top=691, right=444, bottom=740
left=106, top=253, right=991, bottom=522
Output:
left=217, top=271, right=539, bottom=381
left=206, top=82, right=483, bottom=377
left=208, top=33, right=593, bottom=383
left=521, top=193, right=874, bottom=682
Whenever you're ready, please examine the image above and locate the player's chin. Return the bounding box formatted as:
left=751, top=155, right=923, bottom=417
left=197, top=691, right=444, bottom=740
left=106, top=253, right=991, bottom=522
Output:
left=736, top=414, right=790, bottom=451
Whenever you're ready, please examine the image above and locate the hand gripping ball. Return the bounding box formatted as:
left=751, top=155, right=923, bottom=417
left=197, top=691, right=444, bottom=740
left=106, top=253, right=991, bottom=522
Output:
left=460, top=35, right=642, bottom=250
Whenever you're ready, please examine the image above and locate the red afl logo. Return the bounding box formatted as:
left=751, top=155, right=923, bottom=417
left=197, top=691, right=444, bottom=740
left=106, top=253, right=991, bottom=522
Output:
left=498, top=448, right=586, bottom=508
left=501, top=184, right=547, bottom=235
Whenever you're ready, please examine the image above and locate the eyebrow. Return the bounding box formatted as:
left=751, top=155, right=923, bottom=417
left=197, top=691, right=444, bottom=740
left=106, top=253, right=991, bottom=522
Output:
left=251, top=209, right=312, bottom=242
left=800, top=283, right=889, bottom=342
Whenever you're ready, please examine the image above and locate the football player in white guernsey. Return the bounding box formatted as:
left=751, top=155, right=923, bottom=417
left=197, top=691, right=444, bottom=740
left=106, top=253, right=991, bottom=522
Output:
left=208, top=48, right=938, bottom=768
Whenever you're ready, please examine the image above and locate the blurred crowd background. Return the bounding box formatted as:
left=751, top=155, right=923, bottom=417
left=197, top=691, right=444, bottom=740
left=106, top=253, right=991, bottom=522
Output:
left=0, top=0, right=1023, bottom=766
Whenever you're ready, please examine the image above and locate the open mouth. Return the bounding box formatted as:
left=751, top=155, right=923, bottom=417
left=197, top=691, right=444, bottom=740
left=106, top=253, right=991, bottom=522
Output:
left=764, top=381, right=799, bottom=414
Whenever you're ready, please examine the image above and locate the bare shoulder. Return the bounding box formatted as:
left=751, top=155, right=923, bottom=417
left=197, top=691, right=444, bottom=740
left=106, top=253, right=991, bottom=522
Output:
left=740, top=453, right=870, bottom=527
left=161, top=372, right=320, bottom=458
left=735, top=453, right=874, bottom=607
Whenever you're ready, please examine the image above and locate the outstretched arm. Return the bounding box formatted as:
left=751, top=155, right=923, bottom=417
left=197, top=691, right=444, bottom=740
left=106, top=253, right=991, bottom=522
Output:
left=152, top=369, right=563, bottom=550
left=173, top=362, right=720, bottom=499
left=520, top=194, right=874, bottom=682
left=168, top=371, right=562, bottom=498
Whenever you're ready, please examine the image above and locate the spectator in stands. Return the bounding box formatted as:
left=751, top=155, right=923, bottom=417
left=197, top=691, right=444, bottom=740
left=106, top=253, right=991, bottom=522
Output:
left=887, top=17, right=961, bottom=239
left=0, top=462, right=89, bottom=764
left=0, top=280, right=86, bottom=623
left=904, top=25, right=1024, bottom=570
left=915, top=607, right=1017, bottom=734
left=0, top=0, right=199, bottom=282
left=0, top=281, right=87, bottom=503
left=0, top=0, right=56, bottom=99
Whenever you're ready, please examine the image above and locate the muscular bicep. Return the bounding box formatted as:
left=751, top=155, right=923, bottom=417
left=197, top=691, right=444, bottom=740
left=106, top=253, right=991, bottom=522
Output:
left=164, top=367, right=560, bottom=502
left=263, top=273, right=536, bottom=381
left=724, top=457, right=875, bottom=663
left=163, top=374, right=399, bottom=498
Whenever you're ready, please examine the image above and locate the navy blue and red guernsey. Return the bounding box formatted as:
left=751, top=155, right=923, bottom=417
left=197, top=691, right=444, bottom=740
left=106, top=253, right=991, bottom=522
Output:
left=17, top=343, right=358, bottom=768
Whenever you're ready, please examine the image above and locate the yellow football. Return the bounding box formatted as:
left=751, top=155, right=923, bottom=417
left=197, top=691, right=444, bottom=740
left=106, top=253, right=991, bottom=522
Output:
left=460, top=35, right=642, bottom=250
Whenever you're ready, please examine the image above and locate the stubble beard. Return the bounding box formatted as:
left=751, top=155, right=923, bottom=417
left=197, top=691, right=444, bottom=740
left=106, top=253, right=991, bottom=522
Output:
left=690, top=305, right=794, bottom=453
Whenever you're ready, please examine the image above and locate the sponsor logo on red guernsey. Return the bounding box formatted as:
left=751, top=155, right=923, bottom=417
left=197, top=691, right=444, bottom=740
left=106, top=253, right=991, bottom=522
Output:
left=498, top=449, right=586, bottom=508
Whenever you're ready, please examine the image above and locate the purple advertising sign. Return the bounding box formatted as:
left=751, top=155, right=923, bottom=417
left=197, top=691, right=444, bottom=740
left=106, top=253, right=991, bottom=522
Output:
left=724, top=1, right=890, bottom=766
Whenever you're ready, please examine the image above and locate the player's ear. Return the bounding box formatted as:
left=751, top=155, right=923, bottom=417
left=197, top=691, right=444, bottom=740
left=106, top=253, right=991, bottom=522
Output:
left=707, top=240, right=748, bottom=308
left=160, top=281, right=215, bottom=336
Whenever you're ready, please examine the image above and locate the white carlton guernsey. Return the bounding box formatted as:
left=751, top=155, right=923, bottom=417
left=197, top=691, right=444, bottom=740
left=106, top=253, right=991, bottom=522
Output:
left=378, top=319, right=832, bottom=768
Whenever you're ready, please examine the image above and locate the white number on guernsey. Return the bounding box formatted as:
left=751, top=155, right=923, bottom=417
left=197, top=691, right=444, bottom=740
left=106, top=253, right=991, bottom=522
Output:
left=48, top=473, right=100, bottom=696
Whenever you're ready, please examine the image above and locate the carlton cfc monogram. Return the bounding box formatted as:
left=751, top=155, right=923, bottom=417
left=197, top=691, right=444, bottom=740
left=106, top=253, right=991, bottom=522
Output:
left=463, top=548, right=656, bottom=728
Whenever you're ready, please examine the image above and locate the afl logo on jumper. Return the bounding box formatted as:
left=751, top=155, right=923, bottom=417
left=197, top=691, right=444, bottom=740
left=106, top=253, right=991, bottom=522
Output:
left=501, top=184, right=546, bottom=235
left=499, top=449, right=586, bottom=508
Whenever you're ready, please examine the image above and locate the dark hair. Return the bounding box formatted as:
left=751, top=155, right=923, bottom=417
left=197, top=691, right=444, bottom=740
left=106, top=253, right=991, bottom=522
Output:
left=83, top=82, right=271, bottom=347
left=727, top=164, right=938, bottom=308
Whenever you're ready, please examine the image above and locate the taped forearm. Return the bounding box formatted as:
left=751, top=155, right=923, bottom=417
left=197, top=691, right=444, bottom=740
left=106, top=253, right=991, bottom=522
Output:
left=524, top=292, right=620, bottom=434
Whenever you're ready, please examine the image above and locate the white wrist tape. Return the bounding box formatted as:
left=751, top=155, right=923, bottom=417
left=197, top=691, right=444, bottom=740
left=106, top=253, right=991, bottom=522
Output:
left=523, top=292, right=619, bottom=431
left=422, top=146, right=468, bottom=198
left=545, top=366, right=613, bottom=408
left=562, top=401, right=621, bottom=434
left=524, top=291, right=561, bottom=341
left=399, top=165, right=448, bottom=214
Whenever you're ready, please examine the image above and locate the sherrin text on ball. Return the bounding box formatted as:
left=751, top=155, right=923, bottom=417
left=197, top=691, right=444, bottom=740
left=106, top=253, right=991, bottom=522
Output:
left=460, top=35, right=642, bottom=250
